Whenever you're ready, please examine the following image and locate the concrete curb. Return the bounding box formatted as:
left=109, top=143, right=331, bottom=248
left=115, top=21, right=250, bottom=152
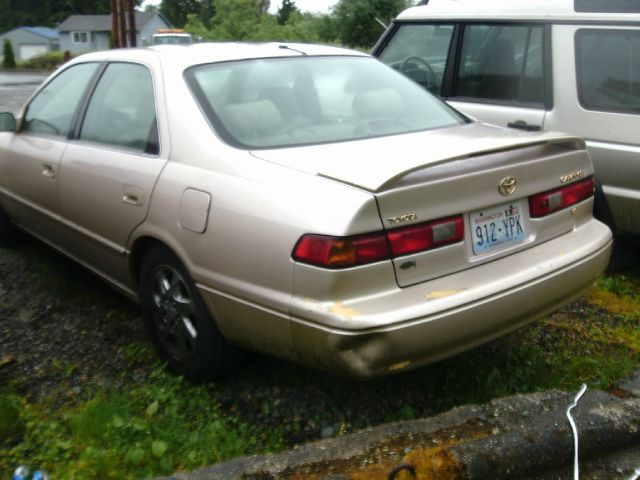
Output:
left=157, top=371, right=640, bottom=480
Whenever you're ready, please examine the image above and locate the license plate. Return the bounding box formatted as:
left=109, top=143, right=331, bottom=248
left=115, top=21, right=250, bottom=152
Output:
left=470, top=202, right=526, bottom=255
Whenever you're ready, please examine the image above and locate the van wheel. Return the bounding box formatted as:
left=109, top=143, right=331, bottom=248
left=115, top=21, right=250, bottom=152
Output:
left=593, top=178, right=616, bottom=233
left=0, top=206, right=19, bottom=246
left=139, top=245, right=239, bottom=380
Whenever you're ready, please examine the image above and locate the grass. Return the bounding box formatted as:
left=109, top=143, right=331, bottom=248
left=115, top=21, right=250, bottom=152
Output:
left=0, top=365, right=283, bottom=479
left=1, top=239, right=639, bottom=479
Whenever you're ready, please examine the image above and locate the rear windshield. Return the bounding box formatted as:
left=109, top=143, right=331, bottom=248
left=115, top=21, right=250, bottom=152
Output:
left=185, top=55, right=467, bottom=149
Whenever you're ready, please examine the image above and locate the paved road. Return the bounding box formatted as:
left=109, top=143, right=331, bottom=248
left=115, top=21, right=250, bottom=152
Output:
left=0, top=72, right=47, bottom=114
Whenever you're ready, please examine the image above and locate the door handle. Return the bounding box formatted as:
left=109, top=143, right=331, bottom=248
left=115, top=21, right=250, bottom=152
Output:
left=507, top=120, right=541, bottom=132
left=122, top=186, right=144, bottom=206
left=42, top=164, right=55, bottom=178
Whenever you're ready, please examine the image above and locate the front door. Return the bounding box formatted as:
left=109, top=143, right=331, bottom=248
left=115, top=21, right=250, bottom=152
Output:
left=0, top=63, right=100, bottom=242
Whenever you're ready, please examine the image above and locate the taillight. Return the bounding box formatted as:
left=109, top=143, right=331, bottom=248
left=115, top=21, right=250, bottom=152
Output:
left=529, top=177, right=595, bottom=218
left=293, top=215, right=464, bottom=269
left=387, top=216, right=464, bottom=257
left=292, top=233, right=390, bottom=268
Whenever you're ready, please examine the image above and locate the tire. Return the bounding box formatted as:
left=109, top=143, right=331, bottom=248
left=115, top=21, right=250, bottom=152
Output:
left=593, top=178, right=616, bottom=234
left=139, top=245, right=239, bottom=380
left=0, top=206, right=19, bottom=246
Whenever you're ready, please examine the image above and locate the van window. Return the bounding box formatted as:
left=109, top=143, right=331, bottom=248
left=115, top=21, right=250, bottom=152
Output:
left=575, top=0, right=640, bottom=13
left=455, top=24, right=545, bottom=105
left=576, top=29, right=640, bottom=114
left=377, top=24, right=455, bottom=95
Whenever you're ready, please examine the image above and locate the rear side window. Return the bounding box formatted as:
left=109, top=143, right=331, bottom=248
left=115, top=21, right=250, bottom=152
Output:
left=576, top=29, right=640, bottom=114
left=455, top=24, right=545, bottom=105
left=79, top=62, right=158, bottom=154
left=377, top=24, right=455, bottom=95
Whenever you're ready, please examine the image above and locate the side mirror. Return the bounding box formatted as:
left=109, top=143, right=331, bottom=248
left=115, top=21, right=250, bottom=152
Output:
left=0, top=112, right=17, bottom=132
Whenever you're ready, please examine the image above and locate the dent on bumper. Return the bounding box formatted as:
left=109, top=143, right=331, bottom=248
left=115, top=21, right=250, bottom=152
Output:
left=289, top=221, right=613, bottom=378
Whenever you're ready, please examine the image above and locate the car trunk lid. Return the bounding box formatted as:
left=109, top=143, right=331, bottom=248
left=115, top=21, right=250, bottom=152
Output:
left=253, top=123, right=594, bottom=287
left=250, top=123, right=584, bottom=192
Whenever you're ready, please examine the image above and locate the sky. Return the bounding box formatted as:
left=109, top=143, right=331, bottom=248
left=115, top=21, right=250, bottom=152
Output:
left=140, top=0, right=339, bottom=14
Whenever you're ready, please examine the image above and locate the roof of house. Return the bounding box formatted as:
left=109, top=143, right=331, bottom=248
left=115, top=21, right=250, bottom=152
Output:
left=56, top=10, right=169, bottom=32
left=22, top=26, right=59, bottom=39
left=0, top=26, right=59, bottom=40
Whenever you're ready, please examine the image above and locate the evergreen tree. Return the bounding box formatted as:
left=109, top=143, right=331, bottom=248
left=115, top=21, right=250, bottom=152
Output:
left=276, top=0, right=297, bottom=25
left=0, top=0, right=137, bottom=31
left=160, top=0, right=201, bottom=27
left=2, top=39, right=16, bottom=69
left=332, top=0, right=410, bottom=48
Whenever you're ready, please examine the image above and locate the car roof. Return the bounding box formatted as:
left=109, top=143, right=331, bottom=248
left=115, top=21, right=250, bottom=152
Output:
left=397, top=0, right=640, bottom=22
left=67, top=42, right=368, bottom=70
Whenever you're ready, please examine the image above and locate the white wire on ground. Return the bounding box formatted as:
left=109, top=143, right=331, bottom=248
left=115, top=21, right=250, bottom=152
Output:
left=566, top=383, right=588, bottom=480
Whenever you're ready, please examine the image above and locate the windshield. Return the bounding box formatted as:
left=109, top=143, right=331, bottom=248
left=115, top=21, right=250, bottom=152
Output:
left=153, top=35, right=192, bottom=45
left=185, top=56, right=467, bottom=149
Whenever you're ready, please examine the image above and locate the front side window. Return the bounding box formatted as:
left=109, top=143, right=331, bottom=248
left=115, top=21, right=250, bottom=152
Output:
left=79, top=63, right=158, bottom=154
left=455, top=24, right=545, bottom=105
left=23, top=62, right=99, bottom=138
left=576, top=29, right=640, bottom=114
left=378, top=23, right=455, bottom=95
left=185, top=56, right=467, bottom=149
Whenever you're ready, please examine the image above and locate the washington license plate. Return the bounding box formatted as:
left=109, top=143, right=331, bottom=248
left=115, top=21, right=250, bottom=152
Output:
left=470, top=202, right=526, bottom=255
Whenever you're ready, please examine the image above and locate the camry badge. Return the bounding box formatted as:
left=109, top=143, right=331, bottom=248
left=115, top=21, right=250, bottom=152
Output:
left=560, top=171, right=584, bottom=183
left=388, top=213, right=417, bottom=225
left=498, top=177, right=517, bottom=196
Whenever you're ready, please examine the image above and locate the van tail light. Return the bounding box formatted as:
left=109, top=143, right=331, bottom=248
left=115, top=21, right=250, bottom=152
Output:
left=528, top=176, right=595, bottom=218
left=293, top=215, right=464, bottom=269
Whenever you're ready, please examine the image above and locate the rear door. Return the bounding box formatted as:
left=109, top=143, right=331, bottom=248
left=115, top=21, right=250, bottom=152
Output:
left=376, top=22, right=551, bottom=133
left=57, top=61, right=166, bottom=285
left=546, top=25, right=640, bottom=233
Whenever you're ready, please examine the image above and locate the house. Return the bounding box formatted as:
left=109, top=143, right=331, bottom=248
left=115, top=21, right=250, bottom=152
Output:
left=0, top=27, right=59, bottom=61
left=56, top=10, right=172, bottom=54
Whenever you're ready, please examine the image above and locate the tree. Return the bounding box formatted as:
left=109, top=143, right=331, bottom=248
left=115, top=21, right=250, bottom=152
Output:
left=160, top=0, right=201, bottom=27
left=332, top=0, right=411, bottom=48
left=276, top=0, right=298, bottom=25
left=255, top=0, right=270, bottom=14
left=199, top=0, right=216, bottom=29
left=2, top=39, right=16, bottom=69
left=0, top=0, right=139, bottom=32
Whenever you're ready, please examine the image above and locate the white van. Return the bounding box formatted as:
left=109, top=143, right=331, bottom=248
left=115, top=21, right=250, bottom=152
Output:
left=373, top=0, right=640, bottom=235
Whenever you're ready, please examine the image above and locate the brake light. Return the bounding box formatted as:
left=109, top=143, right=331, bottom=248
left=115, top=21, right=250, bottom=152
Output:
left=292, top=233, right=390, bottom=268
left=529, top=177, right=594, bottom=218
left=293, top=215, right=464, bottom=268
left=387, top=216, right=464, bottom=257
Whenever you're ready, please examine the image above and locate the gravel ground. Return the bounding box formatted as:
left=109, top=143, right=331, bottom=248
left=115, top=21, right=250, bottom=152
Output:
left=0, top=234, right=632, bottom=447
left=0, top=235, right=458, bottom=440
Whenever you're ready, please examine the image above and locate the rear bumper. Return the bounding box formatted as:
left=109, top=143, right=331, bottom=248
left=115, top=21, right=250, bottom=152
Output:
left=289, top=220, right=612, bottom=378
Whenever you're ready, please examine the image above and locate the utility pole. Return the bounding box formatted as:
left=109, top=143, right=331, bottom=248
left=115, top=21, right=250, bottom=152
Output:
left=127, top=0, right=137, bottom=47
left=111, top=0, right=121, bottom=47
left=118, top=0, right=128, bottom=48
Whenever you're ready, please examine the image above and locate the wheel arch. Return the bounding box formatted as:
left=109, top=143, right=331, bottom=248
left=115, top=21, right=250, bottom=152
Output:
left=128, top=235, right=175, bottom=290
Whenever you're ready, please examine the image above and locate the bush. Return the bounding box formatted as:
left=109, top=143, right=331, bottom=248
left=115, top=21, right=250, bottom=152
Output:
left=2, top=39, right=16, bottom=69
left=17, top=51, right=68, bottom=71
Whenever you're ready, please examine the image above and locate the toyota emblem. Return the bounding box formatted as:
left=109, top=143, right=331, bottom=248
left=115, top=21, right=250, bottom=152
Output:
left=499, top=177, right=517, bottom=196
